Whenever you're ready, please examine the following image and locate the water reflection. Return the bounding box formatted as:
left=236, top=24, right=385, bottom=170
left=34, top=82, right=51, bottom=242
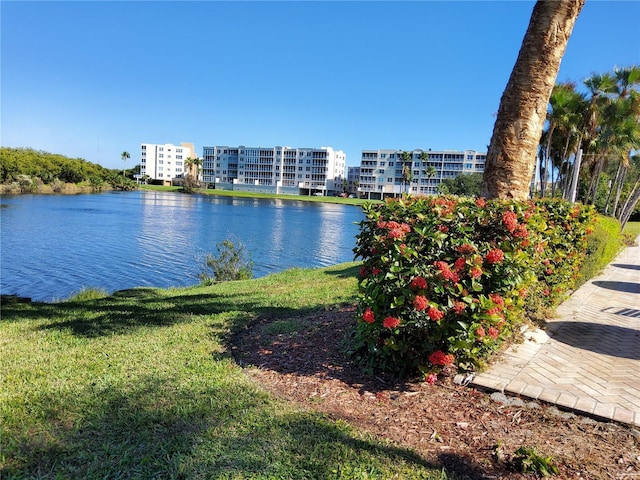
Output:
left=0, top=191, right=364, bottom=301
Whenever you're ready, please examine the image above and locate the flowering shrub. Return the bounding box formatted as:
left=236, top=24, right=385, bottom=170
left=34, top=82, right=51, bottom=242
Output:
left=352, top=195, right=595, bottom=379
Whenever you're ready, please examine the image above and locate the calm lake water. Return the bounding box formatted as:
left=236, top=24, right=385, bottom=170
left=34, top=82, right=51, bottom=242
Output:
left=0, top=191, right=365, bottom=302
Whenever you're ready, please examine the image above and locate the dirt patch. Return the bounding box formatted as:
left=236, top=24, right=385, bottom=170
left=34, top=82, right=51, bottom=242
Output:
left=230, top=304, right=639, bottom=479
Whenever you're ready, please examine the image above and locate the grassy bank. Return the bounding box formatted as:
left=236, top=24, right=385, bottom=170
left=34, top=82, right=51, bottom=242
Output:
left=0, top=264, right=448, bottom=479
left=140, top=184, right=372, bottom=206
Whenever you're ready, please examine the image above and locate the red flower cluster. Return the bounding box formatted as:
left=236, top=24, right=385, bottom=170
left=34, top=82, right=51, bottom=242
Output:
left=383, top=316, right=401, bottom=329
left=486, top=307, right=504, bottom=319
left=485, top=249, right=504, bottom=264
left=457, top=243, right=475, bottom=254
left=454, top=257, right=466, bottom=272
left=413, top=295, right=429, bottom=311
left=489, top=293, right=504, bottom=308
left=362, top=308, right=375, bottom=324
left=434, top=261, right=459, bottom=282
left=430, top=197, right=457, bottom=216
left=475, top=198, right=486, bottom=208
left=410, top=276, right=428, bottom=290
left=378, top=220, right=411, bottom=240
left=470, top=266, right=483, bottom=279
left=359, top=266, right=368, bottom=278
left=452, top=301, right=466, bottom=314
left=488, top=327, right=499, bottom=340
left=425, top=373, right=438, bottom=385
left=502, top=210, right=518, bottom=233
left=513, top=224, right=529, bottom=238
left=428, top=306, right=444, bottom=321
left=429, top=350, right=454, bottom=366
left=475, top=326, right=486, bottom=339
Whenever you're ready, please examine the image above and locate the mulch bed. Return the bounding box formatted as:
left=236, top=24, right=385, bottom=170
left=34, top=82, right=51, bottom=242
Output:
left=230, top=304, right=640, bottom=479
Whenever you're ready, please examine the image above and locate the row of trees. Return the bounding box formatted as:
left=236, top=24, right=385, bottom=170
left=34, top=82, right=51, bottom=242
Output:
left=0, top=147, right=139, bottom=190
left=538, top=66, right=640, bottom=225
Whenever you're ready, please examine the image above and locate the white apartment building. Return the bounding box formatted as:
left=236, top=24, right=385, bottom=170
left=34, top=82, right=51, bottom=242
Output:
left=140, top=142, right=196, bottom=185
left=358, top=149, right=486, bottom=199
left=202, top=145, right=346, bottom=196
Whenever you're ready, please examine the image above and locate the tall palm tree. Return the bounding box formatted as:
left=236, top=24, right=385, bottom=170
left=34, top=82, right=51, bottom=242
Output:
left=539, top=83, right=585, bottom=197
left=400, top=151, right=413, bottom=195
left=121, top=151, right=130, bottom=185
left=185, top=157, right=203, bottom=181
left=482, top=0, right=585, bottom=200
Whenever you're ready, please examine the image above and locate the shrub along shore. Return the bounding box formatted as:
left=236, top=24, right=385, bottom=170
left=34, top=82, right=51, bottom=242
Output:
left=1, top=193, right=637, bottom=478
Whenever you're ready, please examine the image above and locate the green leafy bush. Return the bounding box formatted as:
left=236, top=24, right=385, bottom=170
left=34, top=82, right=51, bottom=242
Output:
left=575, top=215, right=623, bottom=286
left=199, top=239, right=254, bottom=285
left=512, top=446, right=559, bottom=476
left=352, top=196, right=595, bottom=378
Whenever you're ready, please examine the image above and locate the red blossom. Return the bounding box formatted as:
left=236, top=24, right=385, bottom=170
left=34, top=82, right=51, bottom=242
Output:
left=475, top=198, right=486, bottom=208
left=429, top=350, right=454, bottom=366
left=543, top=289, right=550, bottom=296
left=362, top=308, right=375, bottom=324
left=489, top=293, right=505, bottom=308
left=470, top=266, right=483, bottom=279
left=452, top=301, right=466, bottom=314
left=486, top=307, right=504, bottom=319
left=359, top=266, right=368, bottom=278
left=425, top=373, right=438, bottom=385
left=383, top=316, right=401, bottom=329
left=488, top=327, right=499, bottom=339
left=437, top=225, right=449, bottom=233
left=388, top=227, right=406, bottom=239
left=434, top=261, right=459, bottom=282
left=502, top=211, right=518, bottom=233
left=454, top=257, right=466, bottom=272
left=476, top=326, right=486, bottom=339
left=410, top=276, right=428, bottom=290
left=513, top=224, right=529, bottom=238
left=457, top=243, right=475, bottom=254
left=485, top=249, right=504, bottom=264
left=428, top=306, right=444, bottom=321
left=413, top=295, right=429, bottom=311
left=372, top=267, right=382, bottom=275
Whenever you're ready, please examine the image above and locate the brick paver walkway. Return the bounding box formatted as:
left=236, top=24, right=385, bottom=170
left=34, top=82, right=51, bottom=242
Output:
left=472, top=237, right=640, bottom=427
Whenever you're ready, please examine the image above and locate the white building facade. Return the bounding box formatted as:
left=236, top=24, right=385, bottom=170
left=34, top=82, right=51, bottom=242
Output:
left=202, top=145, right=346, bottom=196
left=358, top=149, right=486, bottom=199
left=140, top=142, right=196, bottom=185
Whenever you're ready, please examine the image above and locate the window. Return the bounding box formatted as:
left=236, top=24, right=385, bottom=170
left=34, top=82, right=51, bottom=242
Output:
left=176, top=155, right=182, bottom=160
left=176, top=161, right=182, bottom=166
left=158, top=160, right=164, bottom=165
left=159, top=154, right=164, bottom=158
left=159, top=147, right=164, bottom=151
left=142, top=145, right=146, bottom=150
left=176, top=148, right=182, bottom=153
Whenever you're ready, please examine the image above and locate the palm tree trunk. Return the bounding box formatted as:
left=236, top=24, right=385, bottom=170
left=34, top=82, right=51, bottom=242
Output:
left=612, top=163, right=628, bottom=217
left=482, top=0, right=585, bottom=200
left=619, top=177, right=640, bottom=229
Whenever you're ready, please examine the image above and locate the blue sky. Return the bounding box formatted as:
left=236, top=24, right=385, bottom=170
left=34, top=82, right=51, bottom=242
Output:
left=2, top=1, right=639, bottom=169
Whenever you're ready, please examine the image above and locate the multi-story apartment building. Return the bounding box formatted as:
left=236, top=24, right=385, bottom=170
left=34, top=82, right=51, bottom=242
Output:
left=202, top=145, right=346, bottom=196
left=358, top=149, right=486, bottom=199
left=347, top=166, right=361, bottom=196
left=140, top=142, right=196, bottom=185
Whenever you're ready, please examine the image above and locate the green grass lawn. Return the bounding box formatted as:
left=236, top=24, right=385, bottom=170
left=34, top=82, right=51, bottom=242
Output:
left=139, top=184, right=373, bottom=207
left=1, top=264, right=449, bottom=479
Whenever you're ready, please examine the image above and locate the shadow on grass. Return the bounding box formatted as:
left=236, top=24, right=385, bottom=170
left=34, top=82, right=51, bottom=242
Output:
left=1, top=288, right=330, bottom=339
left=2, top=372, right=448, bottom=479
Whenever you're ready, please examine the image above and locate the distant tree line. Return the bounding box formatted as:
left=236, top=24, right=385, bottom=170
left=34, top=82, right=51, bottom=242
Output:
left=0, top=147, right=139, bottom=191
